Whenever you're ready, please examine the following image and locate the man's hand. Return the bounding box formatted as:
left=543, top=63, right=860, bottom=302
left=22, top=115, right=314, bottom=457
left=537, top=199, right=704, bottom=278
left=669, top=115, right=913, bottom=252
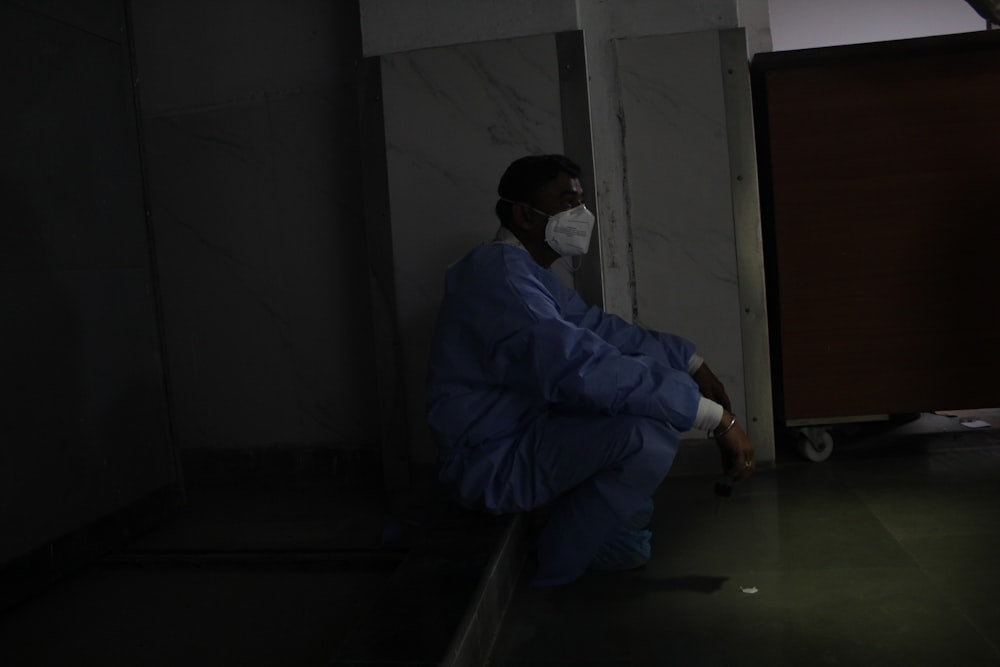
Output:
left=715, top=410, right=755, bottom=482
left=692, top=362, right=732, bottom=414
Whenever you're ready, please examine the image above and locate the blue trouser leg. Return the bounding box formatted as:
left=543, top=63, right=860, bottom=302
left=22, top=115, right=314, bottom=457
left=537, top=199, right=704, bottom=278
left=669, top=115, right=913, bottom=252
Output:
left=439, top=413, right=679, bottom=585
left=530, top=416, right=677, bottom=585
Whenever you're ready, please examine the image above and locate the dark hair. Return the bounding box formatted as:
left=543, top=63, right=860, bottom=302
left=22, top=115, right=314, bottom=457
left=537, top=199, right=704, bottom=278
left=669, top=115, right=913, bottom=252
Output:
left=495, top=154, right=581, bottom=226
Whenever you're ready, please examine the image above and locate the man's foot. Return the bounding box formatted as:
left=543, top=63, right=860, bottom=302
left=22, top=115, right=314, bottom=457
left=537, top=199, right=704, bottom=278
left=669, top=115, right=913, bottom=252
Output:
left=588, top=527, right=652, bottom=571
left=624, top=497, right=654, bottom=531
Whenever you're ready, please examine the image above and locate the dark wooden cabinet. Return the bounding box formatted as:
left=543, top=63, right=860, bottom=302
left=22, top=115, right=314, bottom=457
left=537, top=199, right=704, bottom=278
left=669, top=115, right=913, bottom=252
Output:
left=752, top=30, right=1000, bottom=425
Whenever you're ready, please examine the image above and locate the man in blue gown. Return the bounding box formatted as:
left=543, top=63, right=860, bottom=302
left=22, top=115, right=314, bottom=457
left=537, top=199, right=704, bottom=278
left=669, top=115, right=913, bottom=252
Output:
left=426, top=154, right=756, bottom=586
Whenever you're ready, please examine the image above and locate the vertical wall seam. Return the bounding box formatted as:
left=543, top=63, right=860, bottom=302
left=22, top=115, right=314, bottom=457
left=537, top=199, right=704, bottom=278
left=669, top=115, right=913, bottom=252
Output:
left=122, top=0, right=185, bottom=498
left=719, top=27, right=776, bottom=459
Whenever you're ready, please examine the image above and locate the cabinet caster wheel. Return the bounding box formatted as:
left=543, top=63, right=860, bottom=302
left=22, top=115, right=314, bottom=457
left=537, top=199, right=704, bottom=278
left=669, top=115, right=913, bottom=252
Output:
left=796, top=426, right=833, bottom=462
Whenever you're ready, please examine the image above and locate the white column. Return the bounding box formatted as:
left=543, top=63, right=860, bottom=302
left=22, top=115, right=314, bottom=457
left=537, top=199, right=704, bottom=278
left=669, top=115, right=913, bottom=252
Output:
left=575, top=0, right=740, bottom=319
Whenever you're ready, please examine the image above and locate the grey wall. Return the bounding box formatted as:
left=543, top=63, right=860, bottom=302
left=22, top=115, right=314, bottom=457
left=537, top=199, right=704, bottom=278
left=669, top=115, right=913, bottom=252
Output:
left=129, top=0, right=378, bottom=451
left=0, top=0, right=174, bottom=564
left=2, top=0, right=985, bottom=570
left=361, top=1, right=777, bottom=467
left=769, top=0, right=985, bottom=50
left=617, top=30, right=749, bottom=432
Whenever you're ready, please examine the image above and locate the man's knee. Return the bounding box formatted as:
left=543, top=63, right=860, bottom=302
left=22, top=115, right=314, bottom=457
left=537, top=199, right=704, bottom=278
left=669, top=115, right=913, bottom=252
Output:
left=616, top=416, right=678, bottom=484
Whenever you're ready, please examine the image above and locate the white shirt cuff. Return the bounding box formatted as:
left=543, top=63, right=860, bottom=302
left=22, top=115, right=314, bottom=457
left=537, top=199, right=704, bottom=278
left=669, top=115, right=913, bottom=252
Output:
left=687, top=353, right=704, bottom=375
left=693, top=397, right=724, bottom=432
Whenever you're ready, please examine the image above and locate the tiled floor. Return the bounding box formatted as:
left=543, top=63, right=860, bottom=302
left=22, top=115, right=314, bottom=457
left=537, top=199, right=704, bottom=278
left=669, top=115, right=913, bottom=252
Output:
left=0, top=467, right=403, bottom=667
left=2, top=413, right=998, bottom=666
left=0, top=562, right=392, bottom=666
left=488, top=411, right=1000, bottom=666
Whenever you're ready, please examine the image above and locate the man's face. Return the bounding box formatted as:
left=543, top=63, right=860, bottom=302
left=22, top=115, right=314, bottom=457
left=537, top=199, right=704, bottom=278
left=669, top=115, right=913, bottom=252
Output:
left=512, top=171, right=587, bottom=267
left=531, top=172, right=585, bottom=217
left=518, top=171, right=585, bottom=242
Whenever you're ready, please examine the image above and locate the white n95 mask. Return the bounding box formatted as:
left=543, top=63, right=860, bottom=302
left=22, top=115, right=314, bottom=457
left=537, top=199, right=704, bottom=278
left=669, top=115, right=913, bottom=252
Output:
left=544, top=205, right=595, bottom=257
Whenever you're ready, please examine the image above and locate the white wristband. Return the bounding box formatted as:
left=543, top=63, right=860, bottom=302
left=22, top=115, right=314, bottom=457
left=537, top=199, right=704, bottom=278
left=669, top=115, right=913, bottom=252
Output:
left=693, top=397, right=724, bottom=432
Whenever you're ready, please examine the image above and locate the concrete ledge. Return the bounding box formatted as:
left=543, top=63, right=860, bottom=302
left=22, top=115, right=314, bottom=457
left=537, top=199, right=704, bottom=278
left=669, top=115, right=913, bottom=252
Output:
left=441, top=512, right=528, bottom=667
left=0, top=484, right=181, bottom=615
left=331, top=504, right=528, bottom=666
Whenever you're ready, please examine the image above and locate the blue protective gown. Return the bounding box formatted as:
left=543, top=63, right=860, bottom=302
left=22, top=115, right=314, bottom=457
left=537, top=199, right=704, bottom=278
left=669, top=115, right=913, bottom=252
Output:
left=426, top=234, right=706, bottom=585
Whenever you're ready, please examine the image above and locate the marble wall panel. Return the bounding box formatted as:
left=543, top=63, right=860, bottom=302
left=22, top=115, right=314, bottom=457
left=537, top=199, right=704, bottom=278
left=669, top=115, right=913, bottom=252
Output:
left=1, top=1, right=173, bottom=563
left=575, top=0, right=739, bottom=320
left=1, top=3, right=147, bottom=271
left=1, top=271, right=174, bottom=562
left=581, top=0, right=738, bottom=38
left=3, top=0, right=124, bottom=43
left=379, top=34, right=564, bottom=464
left=131, top=0, right=359, bottom=116
left=616, top=30, right=748, bottom=432
left=359, top=0, right=578, bottom=56
left=142, top=88, right=376, bottom=448
left=130, top=0, right=377, bottom=450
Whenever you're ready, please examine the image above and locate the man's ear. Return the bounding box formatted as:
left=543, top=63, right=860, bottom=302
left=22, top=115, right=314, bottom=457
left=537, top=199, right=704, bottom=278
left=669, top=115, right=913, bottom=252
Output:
left=512, top=203, right=539, bottom=231
left=510, top=202, right=529, bottom=230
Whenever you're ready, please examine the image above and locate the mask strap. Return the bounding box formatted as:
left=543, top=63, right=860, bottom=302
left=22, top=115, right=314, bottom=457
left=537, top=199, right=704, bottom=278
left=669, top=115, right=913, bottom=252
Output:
left=501, top=198, right=549, bottom=219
